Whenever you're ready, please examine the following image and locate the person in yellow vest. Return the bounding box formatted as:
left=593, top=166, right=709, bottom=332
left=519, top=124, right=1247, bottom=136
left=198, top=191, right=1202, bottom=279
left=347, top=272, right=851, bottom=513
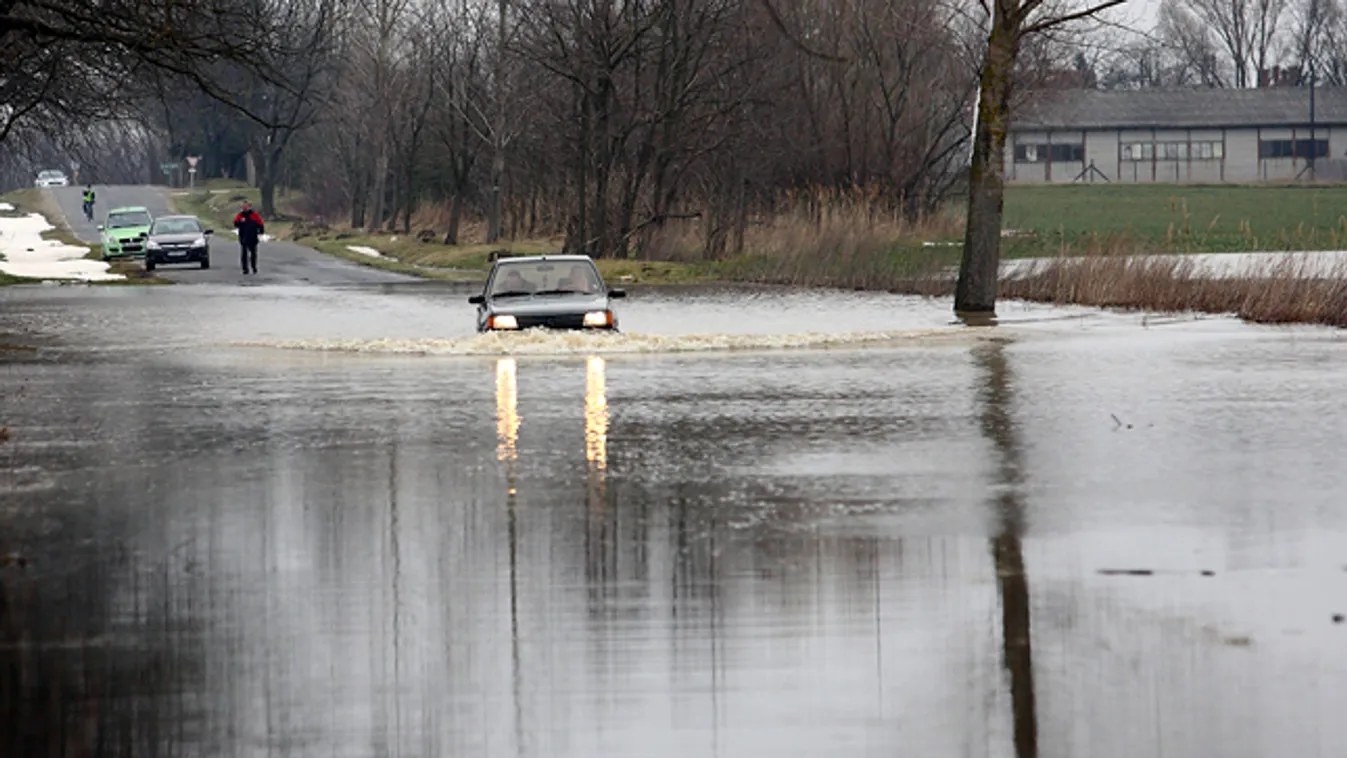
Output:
left=81, top=185, right=95, bottom=222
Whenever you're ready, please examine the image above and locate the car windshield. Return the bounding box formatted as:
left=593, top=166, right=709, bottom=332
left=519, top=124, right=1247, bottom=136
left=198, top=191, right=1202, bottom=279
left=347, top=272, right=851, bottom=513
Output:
left=152, top=218, right=201, bottom=235
left=489, top=260, right=601, bottom=296
left=108, top=212, right=151, bottom=229
left=39, top=171, right=61, bottom=179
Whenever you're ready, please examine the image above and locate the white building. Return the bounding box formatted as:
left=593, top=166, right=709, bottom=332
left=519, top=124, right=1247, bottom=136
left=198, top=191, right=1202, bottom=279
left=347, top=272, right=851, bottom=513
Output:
left=1007, top=88, right=1347, bottom=184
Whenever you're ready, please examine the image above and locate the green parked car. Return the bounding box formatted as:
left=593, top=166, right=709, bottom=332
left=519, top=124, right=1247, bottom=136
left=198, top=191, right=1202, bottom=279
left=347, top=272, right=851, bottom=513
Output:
left=99, top=206, right=154, bottom=260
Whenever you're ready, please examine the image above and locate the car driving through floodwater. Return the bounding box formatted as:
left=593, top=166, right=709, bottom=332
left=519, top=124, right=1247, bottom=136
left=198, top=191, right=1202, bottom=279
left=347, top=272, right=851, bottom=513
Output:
left=469, top=254, right=626, bottom=332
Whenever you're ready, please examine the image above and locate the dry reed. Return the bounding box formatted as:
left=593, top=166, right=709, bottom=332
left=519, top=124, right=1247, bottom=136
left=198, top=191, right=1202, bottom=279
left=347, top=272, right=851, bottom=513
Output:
left=998, top=252, right=1347, bottom=327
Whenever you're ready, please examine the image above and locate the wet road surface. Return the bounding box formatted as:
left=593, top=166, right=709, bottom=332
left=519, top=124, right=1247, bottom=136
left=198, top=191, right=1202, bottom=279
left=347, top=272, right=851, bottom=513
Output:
left=49, top=185, right=414, bottom=285
left=4, top=282, right=1347, bottom=757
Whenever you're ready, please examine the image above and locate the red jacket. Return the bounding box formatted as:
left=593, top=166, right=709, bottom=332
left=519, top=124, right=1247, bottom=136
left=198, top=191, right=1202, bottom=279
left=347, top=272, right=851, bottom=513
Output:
left=233, top=209, right=265, bottom=244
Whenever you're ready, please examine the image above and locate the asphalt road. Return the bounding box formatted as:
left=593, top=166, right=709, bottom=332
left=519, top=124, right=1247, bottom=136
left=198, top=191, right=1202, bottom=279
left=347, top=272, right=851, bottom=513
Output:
left=48, top=185, right=415, bottom=286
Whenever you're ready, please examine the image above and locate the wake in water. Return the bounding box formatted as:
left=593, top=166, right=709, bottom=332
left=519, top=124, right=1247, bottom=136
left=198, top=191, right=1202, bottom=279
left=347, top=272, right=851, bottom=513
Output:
left=232, top=327, right=988, bottom=356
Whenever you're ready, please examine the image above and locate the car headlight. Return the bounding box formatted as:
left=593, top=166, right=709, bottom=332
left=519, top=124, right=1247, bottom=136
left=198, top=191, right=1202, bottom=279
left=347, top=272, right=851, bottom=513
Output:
left=190, top=237, right=207, bottom=248
left=583, top=310, right=613, bottom=327
left=146, top=240, right=161, bottom=250
left=488, top=314, right=519, bottom=330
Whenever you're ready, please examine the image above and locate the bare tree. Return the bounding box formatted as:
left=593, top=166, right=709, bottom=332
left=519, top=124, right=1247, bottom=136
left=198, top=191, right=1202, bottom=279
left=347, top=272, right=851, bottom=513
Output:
left=954, top=0, right=1129, bottom=315
left=1158, top=0, right=1287, bottom=87
left=0, top=0, right=320, bottom=144
left=1285, top=0, right=1347, bottom=82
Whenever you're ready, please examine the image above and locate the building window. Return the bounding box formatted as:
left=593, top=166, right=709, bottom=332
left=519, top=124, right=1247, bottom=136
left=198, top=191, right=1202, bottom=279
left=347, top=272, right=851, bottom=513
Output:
left=1050, top=143, right=1084, bottom=162
left=1123, top=141, right=1223, bottom=161
left=1014, top=142, right=1083, bottom=163
left=1258, top=139, right=1328, bottom=159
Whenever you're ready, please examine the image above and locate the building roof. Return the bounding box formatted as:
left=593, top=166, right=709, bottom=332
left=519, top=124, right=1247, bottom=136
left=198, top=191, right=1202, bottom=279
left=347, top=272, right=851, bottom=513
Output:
left=1012, top=87, right=1347, bottom=131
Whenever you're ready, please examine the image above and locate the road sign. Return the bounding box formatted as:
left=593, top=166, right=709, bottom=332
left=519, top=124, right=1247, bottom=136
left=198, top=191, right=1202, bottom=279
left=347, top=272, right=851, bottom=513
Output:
left=186, top=156, right=200, bottom=168
left=71, top=161, right=80, bottom=171
left=160, top=162, right=177, bottom=173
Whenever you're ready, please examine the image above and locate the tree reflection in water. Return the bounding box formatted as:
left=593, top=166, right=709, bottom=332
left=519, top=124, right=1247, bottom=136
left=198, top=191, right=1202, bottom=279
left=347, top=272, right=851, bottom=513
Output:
left=1, top=546, right=206, bottom=757
left=975, top=338, right=1038, bottom=758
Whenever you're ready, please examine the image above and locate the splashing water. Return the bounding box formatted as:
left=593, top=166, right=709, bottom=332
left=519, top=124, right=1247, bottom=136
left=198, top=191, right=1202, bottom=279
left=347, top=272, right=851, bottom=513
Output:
left=231, top=327, right=989, bottom=356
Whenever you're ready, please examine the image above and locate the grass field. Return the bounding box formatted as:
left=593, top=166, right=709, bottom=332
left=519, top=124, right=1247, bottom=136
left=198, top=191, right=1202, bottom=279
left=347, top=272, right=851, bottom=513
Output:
left=1001, top=183, right=1347, bottom=256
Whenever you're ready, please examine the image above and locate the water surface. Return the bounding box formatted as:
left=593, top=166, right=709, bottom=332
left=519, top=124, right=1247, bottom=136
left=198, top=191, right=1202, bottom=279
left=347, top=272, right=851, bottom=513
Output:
left=3, top=283, right=1346, bottom=757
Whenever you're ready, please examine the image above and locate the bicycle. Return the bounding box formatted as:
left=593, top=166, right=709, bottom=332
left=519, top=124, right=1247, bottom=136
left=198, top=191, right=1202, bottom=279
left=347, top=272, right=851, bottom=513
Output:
left=82, top=201, right=93, bottom=223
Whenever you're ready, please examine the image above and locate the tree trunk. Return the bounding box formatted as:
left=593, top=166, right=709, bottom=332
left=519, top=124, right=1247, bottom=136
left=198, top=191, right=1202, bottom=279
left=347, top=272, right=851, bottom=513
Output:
left=732, top=177, right=749, bottom=256
left=444, top=192, right=463, bottom=245
left=367, top=141, right=389, bottom=233
left=528, top=186, right=538, bottom=236
left=564, top=84, right=590, bottom=256
left=954, top=16, right=1019, bottom=315
left=487, top=151, right=505, bottom=243
left=260, top=175, right=277, bottom=220
left=487, top=0, right=509, bottom=243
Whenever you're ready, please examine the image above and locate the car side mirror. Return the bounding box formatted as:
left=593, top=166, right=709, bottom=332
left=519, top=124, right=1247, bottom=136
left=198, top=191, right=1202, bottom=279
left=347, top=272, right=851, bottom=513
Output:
left=204, top=229, right=214, bottom=236
left=96, top=225, right=103, bottom=231
left=608, top=288, right=627, bottom=299
left=468, top=294, right=485, bottom=305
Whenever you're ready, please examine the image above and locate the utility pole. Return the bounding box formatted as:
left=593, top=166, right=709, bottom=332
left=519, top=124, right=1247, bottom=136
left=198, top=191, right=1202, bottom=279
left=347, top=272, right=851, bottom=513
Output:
left=1310, top=64, right=1317, bottom=181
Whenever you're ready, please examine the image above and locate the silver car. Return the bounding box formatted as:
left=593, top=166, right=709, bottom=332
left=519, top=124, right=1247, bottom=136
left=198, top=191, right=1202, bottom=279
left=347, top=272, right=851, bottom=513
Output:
left=144, top=215, right=213, bottom=271
left=469, top=255, right=627, bottom=332
left=34, top=170, right=69, bottom=188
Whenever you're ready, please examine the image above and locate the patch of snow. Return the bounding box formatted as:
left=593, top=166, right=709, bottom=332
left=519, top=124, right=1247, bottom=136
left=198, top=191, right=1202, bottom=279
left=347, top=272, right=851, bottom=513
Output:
left=347, top=245, right=384, bottom=258
left=0, top=212, right=122, bottom=281
left=0, top=202, right=14, bottom=212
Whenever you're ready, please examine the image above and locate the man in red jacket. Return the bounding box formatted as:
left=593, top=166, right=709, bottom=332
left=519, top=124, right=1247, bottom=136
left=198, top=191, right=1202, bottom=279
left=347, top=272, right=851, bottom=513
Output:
left=233, top=201, right=265, bottom=274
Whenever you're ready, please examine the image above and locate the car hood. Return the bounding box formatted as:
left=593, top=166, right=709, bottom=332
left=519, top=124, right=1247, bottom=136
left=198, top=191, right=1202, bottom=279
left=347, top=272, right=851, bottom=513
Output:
left=486, top=293, right=611, bottom=316
left=149, top=233, right=205, bottom=244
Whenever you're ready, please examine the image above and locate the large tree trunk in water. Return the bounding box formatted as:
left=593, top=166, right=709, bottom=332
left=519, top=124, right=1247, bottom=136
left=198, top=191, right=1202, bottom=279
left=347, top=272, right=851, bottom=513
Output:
left=954, top=17, right=1019, bottom=315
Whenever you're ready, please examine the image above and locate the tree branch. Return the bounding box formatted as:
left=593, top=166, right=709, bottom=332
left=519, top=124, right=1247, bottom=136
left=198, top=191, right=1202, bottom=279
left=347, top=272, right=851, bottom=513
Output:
left=757, top=0, right=850, bottom=63
left=1022, top=0, right=1131, bottom=36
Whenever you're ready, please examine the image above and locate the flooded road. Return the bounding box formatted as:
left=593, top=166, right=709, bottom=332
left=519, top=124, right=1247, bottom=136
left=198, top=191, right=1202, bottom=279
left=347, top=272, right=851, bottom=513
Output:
left=4, top=282, right=1347, bottom=757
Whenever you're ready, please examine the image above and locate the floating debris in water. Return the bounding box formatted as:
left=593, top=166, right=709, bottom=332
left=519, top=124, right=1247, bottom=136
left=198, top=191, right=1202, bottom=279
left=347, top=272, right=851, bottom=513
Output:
left=1097, top=568, right=1216, bottom=577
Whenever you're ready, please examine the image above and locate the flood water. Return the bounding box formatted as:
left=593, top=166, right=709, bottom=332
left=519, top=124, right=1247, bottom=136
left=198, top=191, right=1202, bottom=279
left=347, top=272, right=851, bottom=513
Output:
left=4, top=282, right=1347, bottom=757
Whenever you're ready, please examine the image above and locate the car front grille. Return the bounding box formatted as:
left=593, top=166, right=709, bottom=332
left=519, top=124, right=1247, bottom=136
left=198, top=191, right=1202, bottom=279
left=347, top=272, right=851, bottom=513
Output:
left=118, top=238, right=144, bottom=253
left=514, top=313, right=589, bottom=329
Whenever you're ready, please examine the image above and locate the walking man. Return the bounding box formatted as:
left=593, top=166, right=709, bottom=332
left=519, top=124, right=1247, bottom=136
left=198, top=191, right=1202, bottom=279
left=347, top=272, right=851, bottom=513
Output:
left=233, top=200, right=265, bottom=275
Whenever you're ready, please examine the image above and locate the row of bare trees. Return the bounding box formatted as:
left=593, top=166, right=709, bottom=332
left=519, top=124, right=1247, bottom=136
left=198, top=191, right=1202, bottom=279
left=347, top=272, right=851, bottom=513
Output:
left=1093, top=0, right=1347, bottom=88
left=136, top=0, right=983, bottom=259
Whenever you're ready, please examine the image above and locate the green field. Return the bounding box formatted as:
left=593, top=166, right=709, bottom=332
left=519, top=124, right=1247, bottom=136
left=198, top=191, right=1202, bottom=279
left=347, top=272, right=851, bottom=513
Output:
left=1000, top=184, right=1347, bottom=255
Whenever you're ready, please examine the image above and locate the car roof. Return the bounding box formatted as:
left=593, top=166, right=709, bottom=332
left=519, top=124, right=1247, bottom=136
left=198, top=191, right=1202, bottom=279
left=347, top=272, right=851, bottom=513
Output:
left=108, top=206, right=151, bottom=214
left=493, top=255, right=595, bottom=265
left=151, top=215, right=200, bottom=223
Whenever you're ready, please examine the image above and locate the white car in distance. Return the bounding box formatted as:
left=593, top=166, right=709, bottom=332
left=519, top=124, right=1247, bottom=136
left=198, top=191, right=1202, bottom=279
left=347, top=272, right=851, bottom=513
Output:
left=34, top=170, right=69, bottom=188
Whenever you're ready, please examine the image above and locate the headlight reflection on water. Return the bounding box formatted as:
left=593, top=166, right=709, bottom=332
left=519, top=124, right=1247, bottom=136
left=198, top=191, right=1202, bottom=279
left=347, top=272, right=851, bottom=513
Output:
left=585, top=356, right=608, bottom=470
left=494, top=355, right=608, bottom=472
left=495, top=358, right=519, bottom=462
